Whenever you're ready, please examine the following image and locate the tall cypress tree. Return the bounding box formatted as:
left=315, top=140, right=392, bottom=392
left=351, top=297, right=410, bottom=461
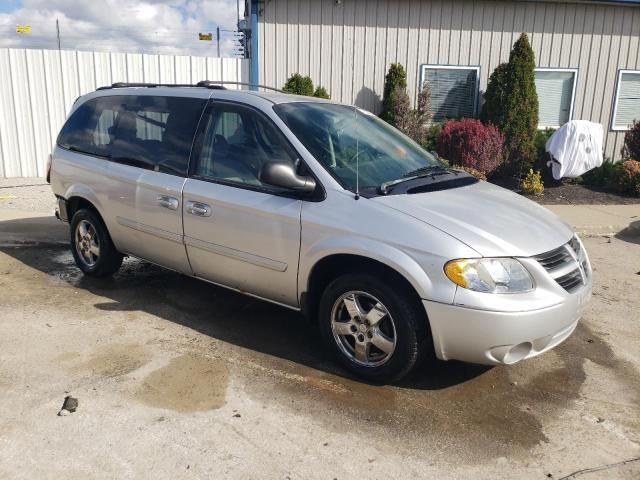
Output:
left=481, top=62, right=509, bottom=129
left=380, top=63, right=408, bottom=124
left=502, top=33, right=539, bottom=174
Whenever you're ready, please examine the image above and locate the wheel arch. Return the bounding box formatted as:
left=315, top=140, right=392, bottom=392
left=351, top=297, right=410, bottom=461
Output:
left=299, top=239, right=434, bottom=321
left=63, top=186, right=106, bottom=224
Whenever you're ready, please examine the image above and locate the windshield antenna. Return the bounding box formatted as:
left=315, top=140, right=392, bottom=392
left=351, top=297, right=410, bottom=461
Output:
left=354, top=106, right=360, bottom=200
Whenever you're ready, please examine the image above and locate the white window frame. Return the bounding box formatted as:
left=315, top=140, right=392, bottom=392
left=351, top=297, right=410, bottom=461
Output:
left=611, top=69, right=640, bottom=131
left=534, top=67, right=578, bottom=129
left=419, top=64, right=481, bottom=119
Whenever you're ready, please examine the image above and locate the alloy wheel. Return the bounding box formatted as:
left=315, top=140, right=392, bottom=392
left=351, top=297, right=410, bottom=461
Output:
left=75, top=219, right=100, bottom=267
left=330, top=291, right=397, bottom=367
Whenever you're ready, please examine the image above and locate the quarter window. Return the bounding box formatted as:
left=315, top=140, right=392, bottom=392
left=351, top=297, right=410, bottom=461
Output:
left=420, top=65, right=480, bottom=122
left=57, top=96, right=123, bottom=158
left=612, top=70, right=640, bottom=131
left=534, top=69, right=577, bottom=128
left=195, top=103, right=297, bottom=190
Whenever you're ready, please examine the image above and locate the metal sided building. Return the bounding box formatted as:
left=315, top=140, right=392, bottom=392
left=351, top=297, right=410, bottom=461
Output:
left=250, top=0, right=640, bottom=161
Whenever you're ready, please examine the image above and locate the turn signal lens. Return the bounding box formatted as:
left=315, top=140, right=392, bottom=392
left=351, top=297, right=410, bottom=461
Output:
left=444, top=258, right=534, bottom=293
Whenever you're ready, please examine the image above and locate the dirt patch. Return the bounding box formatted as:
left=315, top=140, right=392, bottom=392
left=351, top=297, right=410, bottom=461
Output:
left=56, top=344, right=151, bottom=378
left=136, top=353, right=229, bottom=412
left=528, top=184, right=640, bottom=205
left=496, top=181, right=640, bottom=205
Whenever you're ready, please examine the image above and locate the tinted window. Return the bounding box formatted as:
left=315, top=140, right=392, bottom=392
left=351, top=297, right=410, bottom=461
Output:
left=111, top=96, right=206, bottom=176
left=57, top=96, right=123, bottom=157
left=195, top=103, right=297, bottom=190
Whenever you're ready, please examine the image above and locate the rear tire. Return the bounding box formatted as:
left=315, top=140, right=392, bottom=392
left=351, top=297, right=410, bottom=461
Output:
left=318, top=273, right=432, bottom=383
left=70, top=209, right=123, bottom=277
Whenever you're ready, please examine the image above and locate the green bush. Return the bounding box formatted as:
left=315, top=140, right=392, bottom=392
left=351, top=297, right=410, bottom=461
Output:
left=581, top=158, right=618, bottom=187
left=484, top=34, right=539, bottom=177
left=380, top=63, right=408, bottom=124
left=313, top=85, right=330, bottom=99
left=534, top=128, right=556, bottom=181
left=421, top=123, right=442, bottom=152
left=282, top=74, right=331, bottom=99
left=282, top=73, right=314, bottom=96
left=611, top=160, right=640, bottom=196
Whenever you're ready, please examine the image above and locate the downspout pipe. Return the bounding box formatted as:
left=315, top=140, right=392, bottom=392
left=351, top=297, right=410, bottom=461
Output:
left=250, top=1, right=259, bottom=91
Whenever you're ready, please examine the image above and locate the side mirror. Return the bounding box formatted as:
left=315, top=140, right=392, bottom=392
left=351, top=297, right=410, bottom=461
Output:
left=430, top=150, right=440, bottom=161
left=260, top=162, right=317, bottom=194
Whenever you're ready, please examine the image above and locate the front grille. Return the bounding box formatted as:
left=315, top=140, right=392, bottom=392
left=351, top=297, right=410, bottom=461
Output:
left=556, top=269, right=583, bottom=292
left=534, top=237, right=587, bottom=293
left=569, top=236, right=581, bottom=257
left=535, top=246, right=573, bottom=270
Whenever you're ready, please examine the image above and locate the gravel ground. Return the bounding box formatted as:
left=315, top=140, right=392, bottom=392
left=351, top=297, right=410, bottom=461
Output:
left=0, top=178, right=55, bottom=213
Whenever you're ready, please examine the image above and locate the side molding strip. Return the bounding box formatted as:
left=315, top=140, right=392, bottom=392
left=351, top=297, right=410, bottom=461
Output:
left=116, top=216, right=183, bottom=244
left=184, top=235, right=288, bottom=272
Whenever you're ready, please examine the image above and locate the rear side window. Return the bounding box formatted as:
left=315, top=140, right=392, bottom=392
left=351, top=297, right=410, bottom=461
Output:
left=111, top=96, right=206, bottom=176
left=57, top=96, right=123, bottom=158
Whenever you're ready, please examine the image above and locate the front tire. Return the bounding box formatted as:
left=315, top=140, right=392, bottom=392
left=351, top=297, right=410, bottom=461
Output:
left=70, top=209, right=123, bottom=277
left=318, top=273, right=431, bottom=382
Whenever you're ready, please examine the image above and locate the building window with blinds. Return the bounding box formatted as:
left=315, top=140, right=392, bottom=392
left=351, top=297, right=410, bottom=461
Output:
left=534, top=68, right=577, bottom=129
left=420, top=65, right=480, bottom=123
left=612, top=70, right=640, bottom=131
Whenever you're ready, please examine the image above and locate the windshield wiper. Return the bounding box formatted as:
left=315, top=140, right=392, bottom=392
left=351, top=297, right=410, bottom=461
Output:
left=379, top=165, right=454, bottom=194
left=402, top=165, right=449, bottom=177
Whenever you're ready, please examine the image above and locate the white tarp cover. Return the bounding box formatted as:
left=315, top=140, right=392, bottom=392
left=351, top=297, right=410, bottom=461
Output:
left=545, top=120, right=604, bottom=180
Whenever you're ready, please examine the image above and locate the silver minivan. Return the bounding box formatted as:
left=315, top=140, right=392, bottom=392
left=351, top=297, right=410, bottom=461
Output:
left=50, top=83, right=592, bottom=382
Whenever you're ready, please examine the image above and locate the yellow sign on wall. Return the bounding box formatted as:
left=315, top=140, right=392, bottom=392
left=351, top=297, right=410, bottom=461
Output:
left=16, top=25, right=31, bottom=33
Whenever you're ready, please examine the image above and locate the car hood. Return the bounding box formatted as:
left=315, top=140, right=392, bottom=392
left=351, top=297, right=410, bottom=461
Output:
left=373, top=180, right=574, bottom=257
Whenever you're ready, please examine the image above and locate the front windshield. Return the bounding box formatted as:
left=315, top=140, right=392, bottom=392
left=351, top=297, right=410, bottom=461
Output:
left=273, top=102, right=442, bottom=191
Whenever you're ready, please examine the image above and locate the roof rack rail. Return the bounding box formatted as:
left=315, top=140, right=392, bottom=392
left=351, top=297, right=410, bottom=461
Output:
left=196, top=80, right=284, bottom=93
left=96, top=82, right=227, bottom=91
left=95, top=81, right=285, bottom=93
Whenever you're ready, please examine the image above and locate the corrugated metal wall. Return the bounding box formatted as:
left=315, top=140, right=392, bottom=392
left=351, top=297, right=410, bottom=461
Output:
left=0, top=48, right=249, bottom=178
left=259, top=0, right=640, bottom=160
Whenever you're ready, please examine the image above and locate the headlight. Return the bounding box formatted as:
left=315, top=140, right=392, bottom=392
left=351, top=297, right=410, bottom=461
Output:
left=444, top=258, right=534, bottom=293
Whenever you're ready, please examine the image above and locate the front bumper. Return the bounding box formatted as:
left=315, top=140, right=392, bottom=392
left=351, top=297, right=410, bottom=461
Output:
left=424, top=281, right=592, bottom=365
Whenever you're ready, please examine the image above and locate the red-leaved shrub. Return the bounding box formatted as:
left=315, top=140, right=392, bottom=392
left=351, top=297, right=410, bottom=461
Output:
left=622, top=119, right=640, bottom=161
left=436, top=118, right=504, bottom=174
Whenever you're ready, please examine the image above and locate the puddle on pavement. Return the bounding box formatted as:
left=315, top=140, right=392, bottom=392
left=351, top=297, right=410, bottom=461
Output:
left=244, top=321, right=640, bottom=462
left=263, top=359, right=547, bottom=460
left=55, top=344, right=151, bottom=378
left=135, top=353, right=229, bottom=412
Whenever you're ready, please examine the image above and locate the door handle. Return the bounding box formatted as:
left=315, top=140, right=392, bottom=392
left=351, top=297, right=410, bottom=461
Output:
left=185, top=201, right=212, bottom=217
left=157, top=195, right=179, bottom=211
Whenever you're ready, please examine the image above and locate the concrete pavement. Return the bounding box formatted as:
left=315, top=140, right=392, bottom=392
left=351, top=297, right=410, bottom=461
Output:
left=544, top=204, right=640, bottom=237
